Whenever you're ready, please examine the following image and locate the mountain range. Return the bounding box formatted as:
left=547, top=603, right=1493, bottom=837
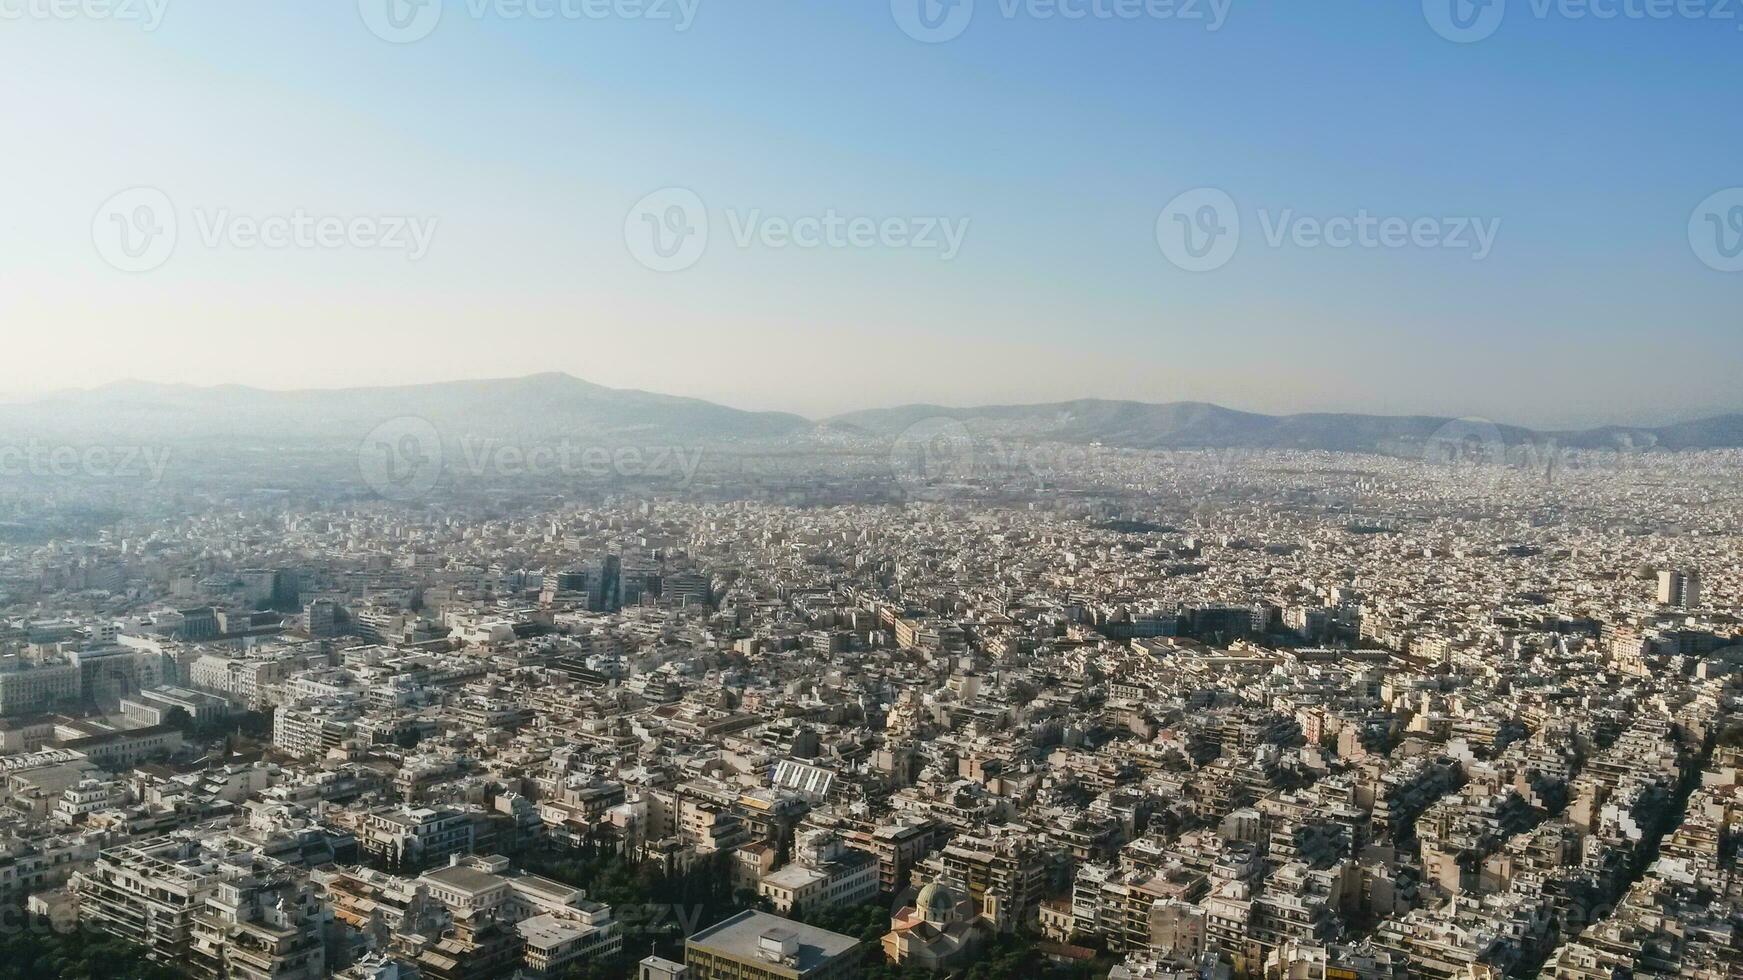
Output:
left=5, top=374, right=1741, bottom=455
left=0, top=374, right=807, bottom=447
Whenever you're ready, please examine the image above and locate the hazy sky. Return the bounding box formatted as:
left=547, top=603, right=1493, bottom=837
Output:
left=1, top=0, right=1738, bottom=426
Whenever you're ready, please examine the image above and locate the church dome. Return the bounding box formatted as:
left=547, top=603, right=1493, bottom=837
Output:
left=916, top=882, right=957, bottom=926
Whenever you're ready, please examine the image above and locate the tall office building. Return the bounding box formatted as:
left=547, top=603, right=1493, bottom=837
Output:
left=589, top=555, right=622, bottom=613
left=303, top=598, right=340, bottom=639
left=1658, top=569, right=1702, bottom=608
left=238, top=569, right=278, bottom=607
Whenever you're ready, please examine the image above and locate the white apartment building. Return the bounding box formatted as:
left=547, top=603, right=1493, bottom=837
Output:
left=757, top=831, right=879, bottom=916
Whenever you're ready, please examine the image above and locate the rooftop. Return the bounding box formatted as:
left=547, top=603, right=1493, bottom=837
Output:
left=686, top=909, right=860, bottom=975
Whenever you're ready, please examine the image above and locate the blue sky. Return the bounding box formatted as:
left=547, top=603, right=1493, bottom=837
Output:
left=0, top=0, right=1737, bottom=425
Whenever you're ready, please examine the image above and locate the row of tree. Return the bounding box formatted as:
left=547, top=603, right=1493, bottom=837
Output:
left=0, top=921, right=186, bottom=980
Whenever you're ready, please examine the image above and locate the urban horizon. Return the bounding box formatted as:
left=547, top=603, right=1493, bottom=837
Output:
left=3, top=4, right=1740, bottom=980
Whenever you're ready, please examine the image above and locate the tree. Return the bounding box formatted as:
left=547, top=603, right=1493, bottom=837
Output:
left=0, top=923, right=186, bottom=980
left=161, top=706, right=194, bottom=733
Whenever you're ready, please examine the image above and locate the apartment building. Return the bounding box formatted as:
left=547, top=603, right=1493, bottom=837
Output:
left=357, top=806, right=476, bottom=870
left=0, top=657, right=79, bottom=716
left=756, top=832, right=878, bottom=916
left=73, top=836, right=225, bottom=962
left=188, top=870, right=329, bottom=980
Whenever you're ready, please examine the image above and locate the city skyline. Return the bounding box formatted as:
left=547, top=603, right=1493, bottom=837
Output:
left=6, top=4, right=1743, bottom=979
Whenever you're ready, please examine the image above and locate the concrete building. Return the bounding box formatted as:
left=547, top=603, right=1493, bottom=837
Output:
left=0, top=657, right=79, bottom=716
left=685, top=910, right=862, bottom=980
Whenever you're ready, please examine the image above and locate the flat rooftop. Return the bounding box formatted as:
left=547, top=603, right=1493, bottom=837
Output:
left=687, top=909, right=859, bottom=975
left=419, top=865, right=505, bottom=895
left=510, top=872, right=582, bottom=901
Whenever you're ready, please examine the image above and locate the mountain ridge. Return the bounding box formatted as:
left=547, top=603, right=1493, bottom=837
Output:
left=1, top=373, right=810, bottom=445
left=7, top=375, right=1743, bottom=454
left=827, top=397, right=1743, bottom=453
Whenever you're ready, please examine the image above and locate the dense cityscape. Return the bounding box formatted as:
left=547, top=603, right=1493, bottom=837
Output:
left=2, top=419, right=1741, bottom=980
left=9, top=0, right=1737, bottom=975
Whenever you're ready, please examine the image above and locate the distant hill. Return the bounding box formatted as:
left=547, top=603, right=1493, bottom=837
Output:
left=1560, top=414, right=1743, bottom=451
left=6, top=376, right=1741, bottom=457
left=828, top=399, right=1743, bottom=455
left=0, top=373, right=812, bottom=447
